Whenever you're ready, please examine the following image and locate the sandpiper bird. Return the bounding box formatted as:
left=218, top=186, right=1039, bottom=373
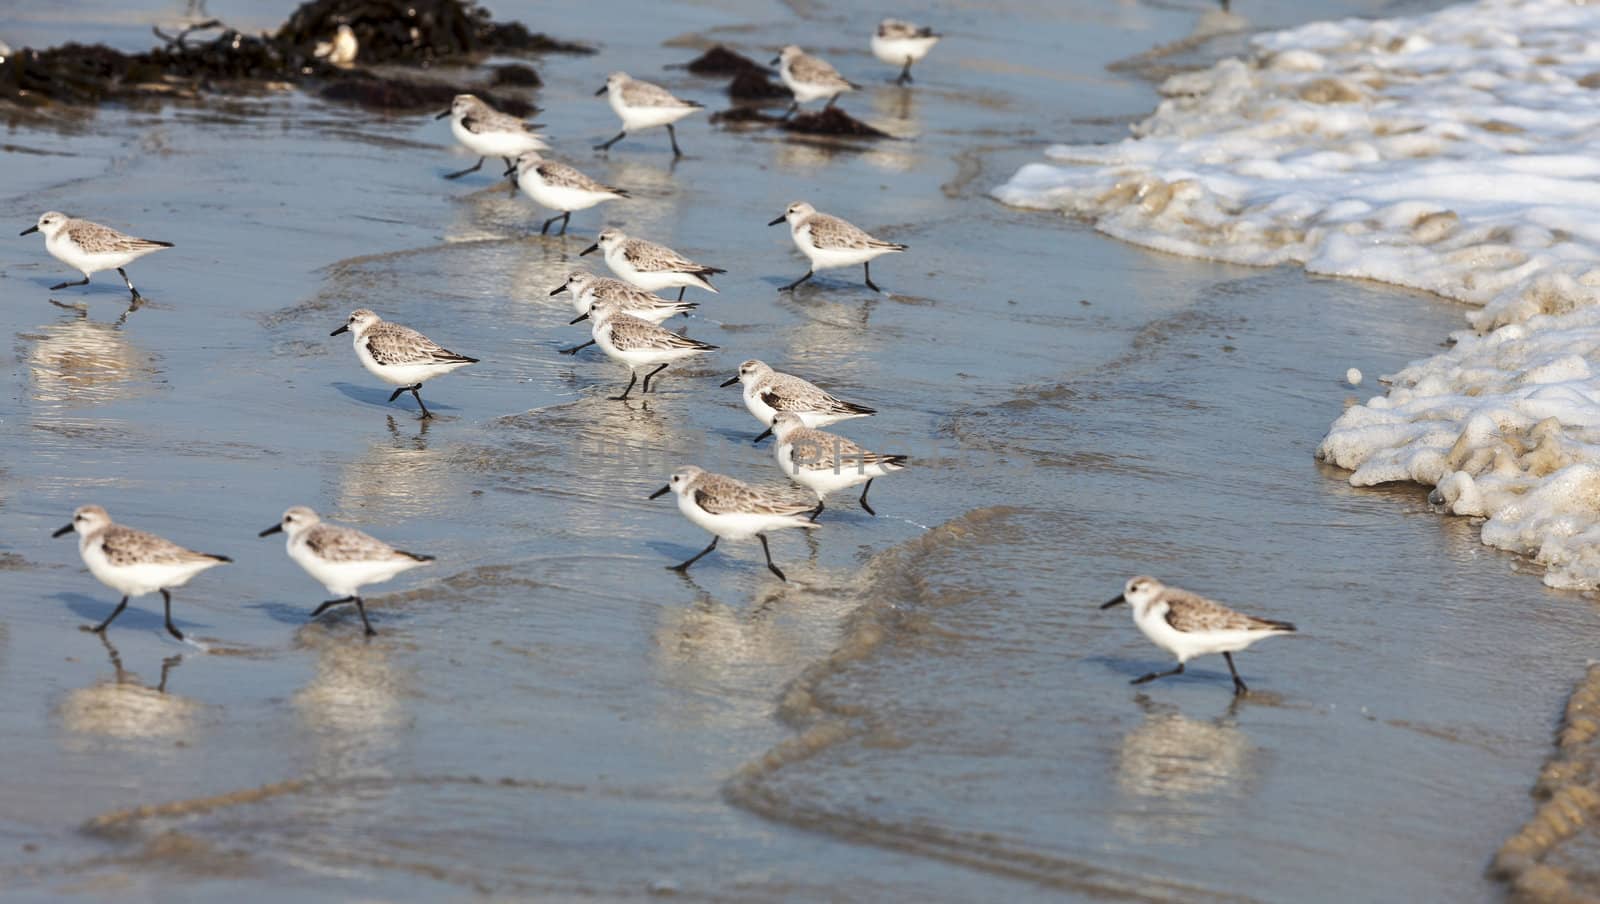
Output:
left=314, top=23, right=359, bottom=67
left=594, top=72, right=704, bottom=158
left=21, top=211, right=173, bottom=302
left=53, top=505, right=230, bottom=642
left=332, top=309, right=477, bottom=419
left=772, top=45, right=859, bottom=115
left=649, top=466, right=819, bottom=581
left=576, top=297, right=718, bottom=401
left=1101, top=576, right=1297, bottom=696
left=513, top=151, right=628, bottom=236
left=769, top=412, right=907, bottom=516
left=436, top=93, right=547, bottom=181
left=552, top=269, right=695, bottom=356
left=871, top=19, right=941, bottom=85
left=581, top=228, right=724, bottom=301
left=769, top=201, right=906, bottom=293
left=260, top=506, right=433, bottom=636
left=721, top=359, right=875, bottom=442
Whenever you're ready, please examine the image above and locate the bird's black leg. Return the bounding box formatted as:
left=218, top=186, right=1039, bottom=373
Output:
left=91, top=596, right=130, bottom=634
left=809, top=500, right=825, bottom=522
left=50, top=276, right=91, bottom=291
left=897, top=61, right=913, bottom=85
left=388, top=386, right=408, bottom=402
left=825, top=94, right=839, bottom=110
left=668, top=536, right=718, bottom=572
left=667, top=124, right=684, bottom=158
left=540, top=213, right=559, bottom=235
left=409, top=385, right=433, bottom=419
left=501, top=157, right=516, bottom=177
left=352, top=596, right=378, bottom=636
left=758, top=534, right=787, bottom=582
left=161, top=589, right=185, bottom=641
left=444, top=156, right=485, bottom=179
left=783, top=101, right=798, bottom=118
left=864, top=261, right=882, bottom=293
left=610, top=370, right=639, bottom=401
left=858, top=479, right=877, bottom=515
left=1224, top=652, right=1249, bottom=696
left=779, top=269, right=814, bottom=292
left=1131, top=662, right=1184, bottom=685
left=116, top=268, right=144, bottom=301
left=594, top=130, right=627, bottom=151
left=640, top=363, right=670, bottom=394
left=311, top=596, right=355, bottom=617
left=559, top=339, right=596, bottom=356
left=556, top=211, right=572, bottom=236
left=676, top=286, right=686, bottom=302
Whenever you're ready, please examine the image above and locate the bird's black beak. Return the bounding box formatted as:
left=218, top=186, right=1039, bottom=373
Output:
left=752, top=427, right=773, bottom=444
left=20, top=225, right=38, bottom=236
left=1100, top=594, right=1126, bottom=610
left=767, top=215, right=786, bottom=227
left=550, top=282, right=570, bottom=296
left=569, top=312, right=589, bottom=324
left=330, top=324, right=349, bottom=336
left=719, top=375, right=740, bottom=387
left=769, top=55, right=780, bottom=65
left=649, top=485, right=671, bottom=499
left=594, top=85, right=608, bottom=96
left=52, top=523, right=73, bottom=538
left=435, top=109, right=451, bottom=119
left=259, top=524, right=283, bottom=537
left=579, top=243, right=598, bottom=256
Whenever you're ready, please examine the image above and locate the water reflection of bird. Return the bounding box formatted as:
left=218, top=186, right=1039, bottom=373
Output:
left=334, top=416, right=458, bottom=521
left=1112, top=696, right=1252, bottom=842
left=58, top=634, right=196, bottom=742
left=294, top=631, right=408, bottom=770
left=26, top=310, right=157, bottom=406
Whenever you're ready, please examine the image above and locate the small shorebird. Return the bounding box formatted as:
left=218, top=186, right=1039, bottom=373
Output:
left=436, top=93, right=547, bottom=180
left=721, top=359, right=875, bottom=442
left=552, top=270, right=695, bottom=355
left=1101, top=576, right=1297, bottom=696
left=314, top=23, right=359, bottom=67
left=649, top=466, right=819, bottom=580
left=332, top=309, right=477, bottom=419
left=769, top=412, right=907, bottom=516
left=513, top=151, right=628, bottom=236
left=581, top=228, right=724, bottom=301
left=53, top=505, right=230, bottom=641
left=21, top=211, right=173, bottom=302
left=594, top=72, right=704, bottom=158
left=769, top=201, right=906, bottom=293
left=576, top=297, right=718, bottom=401
left=260, top=506, right=433, bottom=636
left=871, top=19, right=941, bottom=85
left=772, top=45, right=859, bottom=115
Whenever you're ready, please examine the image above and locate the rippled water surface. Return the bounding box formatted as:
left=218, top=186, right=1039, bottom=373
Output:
left=1, top=0, right=1591, bottom=899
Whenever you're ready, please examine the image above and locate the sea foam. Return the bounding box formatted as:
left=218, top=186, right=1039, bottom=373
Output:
left=995, top=0, right=1600, bottom=587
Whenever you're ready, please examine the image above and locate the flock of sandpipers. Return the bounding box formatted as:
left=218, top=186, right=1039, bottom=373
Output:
left=16, top=16, right=1294, bottom=694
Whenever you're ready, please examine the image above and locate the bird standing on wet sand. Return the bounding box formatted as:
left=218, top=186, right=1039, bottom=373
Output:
left=772, top=45, right=859, bottom=116
left=260, top=506, right=434, bottom=637
left=332, top=309, right=477, bottom=419
left=769, top=201, right=907, bottom=293
left=871, top=19, right=941, bottom=85
left=576, top=297, right=718, bottom=401
left=21, top=211, right=173, bottom=304
left=53, top=505, right=231, bottom=642
left=513, top=151, right=628, bottom=237
left=650, top=466, right=819, bottom=581
left=769, top=411, right=907, bottom=517
left=1101, top=576, right=1297, bottom=696
left=436, top=93, right=547, bottom=181
left=594, top=72, right=704, bottom=158
left=582, top=227, right=724, bottom=302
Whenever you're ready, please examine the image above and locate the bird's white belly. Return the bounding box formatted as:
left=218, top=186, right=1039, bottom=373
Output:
left=871, top=35, right=938, bottom=65
left=48, top=237, right=137, bottom=276
left=616, top=101, right=697, bottom=131
left=353, top=338, right=459, bottom=386
left=798, top=234, right=893, bottom=270
left=520, top=179, right=611, bottom=213
left=289, top=540, right=420, bottom=597
left=83, top=545, right=210, bottom=597
left=1137, top=615, right=1272, bottom=663
left=742, top=387, right=778, bottom=425
left=783, top=72, right=838, bottom=104
left=678, top=494, right=798, bottom=541
left=456, top=122, right=546, bottom=158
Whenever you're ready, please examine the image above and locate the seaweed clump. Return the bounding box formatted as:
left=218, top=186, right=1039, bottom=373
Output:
left=0, top=0, right=586, bottom=110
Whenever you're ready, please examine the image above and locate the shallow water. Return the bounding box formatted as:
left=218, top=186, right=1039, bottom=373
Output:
left=0, top=0, right=1587, bottom=899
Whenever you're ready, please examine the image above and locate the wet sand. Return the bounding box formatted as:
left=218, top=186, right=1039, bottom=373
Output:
left=0, top=0, right=1589, bottom=899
